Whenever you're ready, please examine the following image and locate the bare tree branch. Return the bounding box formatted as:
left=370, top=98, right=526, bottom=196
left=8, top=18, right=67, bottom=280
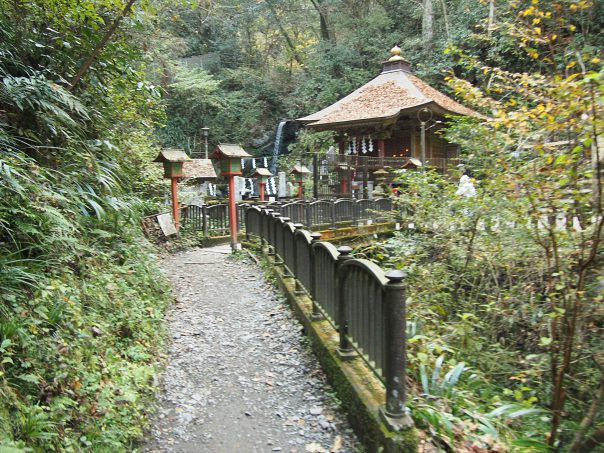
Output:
left=68, top=0, right=137, bottom=91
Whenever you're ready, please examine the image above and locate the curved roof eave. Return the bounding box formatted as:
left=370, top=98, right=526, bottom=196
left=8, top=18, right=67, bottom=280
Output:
left=304, top=101, right=480, bottom=131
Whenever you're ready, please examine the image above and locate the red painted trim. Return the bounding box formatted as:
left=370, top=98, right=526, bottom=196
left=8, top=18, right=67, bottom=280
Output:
left=171, top=177, right=180, bottom=231
left=228, top=176, right=238, bottom=247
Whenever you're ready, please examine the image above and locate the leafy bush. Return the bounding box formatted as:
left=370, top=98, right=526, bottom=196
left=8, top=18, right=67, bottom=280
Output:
left=0, top=4, right=170, bottom=451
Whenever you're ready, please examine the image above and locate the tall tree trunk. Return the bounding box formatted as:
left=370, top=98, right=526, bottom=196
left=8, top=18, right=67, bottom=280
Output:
left=487, top=0, right=496, bottom=37
left=309, top=0, right=336, bottom=44
left=570, top=377, right=604, bottom=452
left=439, top=0, right=451, bottom=41
left=68, top=0, right=137, bottom=91
left=422, top=0, right=434, bottom=49
left=265, top=0, right=307, bottom=70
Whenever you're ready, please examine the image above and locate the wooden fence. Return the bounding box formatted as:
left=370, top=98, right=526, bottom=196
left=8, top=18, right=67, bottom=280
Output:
left=180, top=198, right=393, bottom=236
left=245, top=205, right=412, bottom=428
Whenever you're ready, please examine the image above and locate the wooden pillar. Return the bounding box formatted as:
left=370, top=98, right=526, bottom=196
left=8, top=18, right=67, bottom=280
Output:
left=410, top=125, right=417, bottom=159
left=228, top=175, right=238, bottom=248
left=171, top=177, right=180, bottom=231
left=363, top=157, right=369, bottom=199
left=312, top=153, right=319, bottom=199
left=339, top=140, right=347, bottom=196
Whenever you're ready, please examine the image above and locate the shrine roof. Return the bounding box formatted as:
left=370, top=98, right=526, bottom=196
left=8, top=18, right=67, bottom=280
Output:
left=183, top=159, right=217, bottom=180
left=297, top=46, right=477, bottom=129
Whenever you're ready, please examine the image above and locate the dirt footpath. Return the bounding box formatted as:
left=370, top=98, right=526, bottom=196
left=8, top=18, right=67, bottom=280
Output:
left=143, top=245, right=360, bottom=453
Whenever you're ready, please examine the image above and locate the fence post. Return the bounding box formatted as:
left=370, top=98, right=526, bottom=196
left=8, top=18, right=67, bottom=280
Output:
left=313, top=153, right=319, bottom=200
left=381, top=269, right=414, bottom=431
left=202, top=205, right=209, bottom=238
left=263, top=209, right=273, bottom=254
left=282, top=221, right=294, bottom=278
left=305, top=203, right=312, bottom=228
left=275, top=217, right=288, bottom=265
left=310, top=232, right=323, bottom=320
left=244, top=206, right=250, bottom=242
left=268, top=212, right=281, bottom=256
left=293, top=223, right=304, bottom=295
left=330, top=200, right=336, bottom=229
left=336, top=246, right=355, bottom=359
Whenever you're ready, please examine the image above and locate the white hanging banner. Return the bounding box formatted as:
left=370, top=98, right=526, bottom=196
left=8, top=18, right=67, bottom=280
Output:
left=241, top=158, right=245, bottom=169
left=263, top=157, right=268, bottom=168
left=252, top=158, right=256, bottom=169
left=368, top=138, right=374, bottom=153
left=361, top=136, right=367, bottom=154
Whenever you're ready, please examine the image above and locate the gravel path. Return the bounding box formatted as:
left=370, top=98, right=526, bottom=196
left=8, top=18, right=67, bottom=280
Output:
left=143, top=245, right=360, bottom=453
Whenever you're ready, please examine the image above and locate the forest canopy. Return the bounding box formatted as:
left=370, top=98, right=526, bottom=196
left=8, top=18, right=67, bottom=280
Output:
left=0, top=0, right=602, bottom=451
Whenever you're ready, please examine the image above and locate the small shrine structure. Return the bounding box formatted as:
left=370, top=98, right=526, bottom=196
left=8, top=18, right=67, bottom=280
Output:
left=182, top=158, right=218, bottom=181
left=297, top=46, right=477, bottom=198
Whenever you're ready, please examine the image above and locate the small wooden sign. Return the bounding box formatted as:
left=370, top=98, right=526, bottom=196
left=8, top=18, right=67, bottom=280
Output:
left=157, top=213, right=177, bottom=236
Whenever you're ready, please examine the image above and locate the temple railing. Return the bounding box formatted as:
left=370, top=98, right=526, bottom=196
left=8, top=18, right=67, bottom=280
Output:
left=245, top=206, right=412, bottom=428
left=181, top=197, right=394, bottom=237
left=180, top=203, right=246, bottom=236
left=263, top=198, right=393, bottom=229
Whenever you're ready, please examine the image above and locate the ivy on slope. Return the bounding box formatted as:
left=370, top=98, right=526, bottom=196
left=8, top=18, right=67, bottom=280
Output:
left=0, top=6, right=170, bottom=452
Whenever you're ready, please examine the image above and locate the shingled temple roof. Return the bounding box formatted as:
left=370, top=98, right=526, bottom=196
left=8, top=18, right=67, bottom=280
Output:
left=297, top=46, right=476, bottom=130
left=183, top=159, right=217, bottom=180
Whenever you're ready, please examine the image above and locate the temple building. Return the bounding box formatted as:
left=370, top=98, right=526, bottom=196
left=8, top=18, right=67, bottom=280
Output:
left=297, top=46, right=477, bottom=198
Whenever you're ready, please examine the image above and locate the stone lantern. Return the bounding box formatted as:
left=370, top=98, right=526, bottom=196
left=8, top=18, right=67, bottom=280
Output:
left=372, top=168, right=390, bottom=197
left=153, top=148, right=190, bottom=231
left=290, top=164, right=311, bottom=199
left=253, top=168, right=273, bottom=202
left=211, top=143, right=251, bottom=249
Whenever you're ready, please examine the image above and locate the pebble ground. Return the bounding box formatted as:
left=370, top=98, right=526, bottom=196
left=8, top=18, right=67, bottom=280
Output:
left=143, top=245, right=361, bottom=453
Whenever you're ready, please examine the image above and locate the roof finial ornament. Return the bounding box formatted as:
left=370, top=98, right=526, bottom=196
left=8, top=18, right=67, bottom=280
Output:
left=389, top=45, right=405, bottom=62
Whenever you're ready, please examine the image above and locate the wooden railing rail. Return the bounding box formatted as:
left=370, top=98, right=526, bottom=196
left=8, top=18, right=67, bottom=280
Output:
left=245, top=205, right=413, bottom=430
left=182, top=197, right=394, bottom=238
